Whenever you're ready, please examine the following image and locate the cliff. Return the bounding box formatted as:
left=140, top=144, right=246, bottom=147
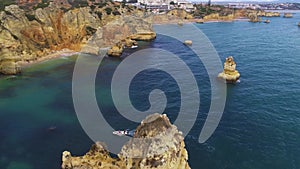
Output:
left=0, top=2, right=155, bottom=74
left=62, top=113, right=191, bottom=169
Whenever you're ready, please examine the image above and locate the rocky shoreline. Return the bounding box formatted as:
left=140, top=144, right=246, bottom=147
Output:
left=0, top=2, right=157, bottom=75
left=0, top=2, right=278, bottom=75
left=62, top=113, right=191, bottom=169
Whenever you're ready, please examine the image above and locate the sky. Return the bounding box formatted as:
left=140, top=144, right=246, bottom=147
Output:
left=194, top=0, right=297, bottom=2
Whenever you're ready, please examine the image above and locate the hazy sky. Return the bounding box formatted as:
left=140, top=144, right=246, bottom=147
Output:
left=194, top=0, right=293, bottom=2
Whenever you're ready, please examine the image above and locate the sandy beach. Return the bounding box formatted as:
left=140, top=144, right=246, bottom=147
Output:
left=19, top=49, right=79, bottom=68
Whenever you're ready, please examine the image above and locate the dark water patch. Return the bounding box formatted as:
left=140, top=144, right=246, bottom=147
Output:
left=0, top=85, right=17, bottom=99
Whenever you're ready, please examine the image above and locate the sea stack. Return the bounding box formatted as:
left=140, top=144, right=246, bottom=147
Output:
left=62, top=113, right=191, bottom=169
left=218, top=56, right=240, bottom=83
left=283, top=13, right=293, bottom=18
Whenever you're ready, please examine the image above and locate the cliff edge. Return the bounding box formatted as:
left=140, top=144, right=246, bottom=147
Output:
left=62, top=113, right=191, bottom=169
left=0, top=2, right=155, bottom=74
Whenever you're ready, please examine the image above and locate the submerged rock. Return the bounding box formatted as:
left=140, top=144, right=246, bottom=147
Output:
left=218, top=56, right=240, bottom=83
left=61, top=113, right=191, bottom=169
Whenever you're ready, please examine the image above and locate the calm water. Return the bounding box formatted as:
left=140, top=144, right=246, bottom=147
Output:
left=1, top=14, right=300, bottom=169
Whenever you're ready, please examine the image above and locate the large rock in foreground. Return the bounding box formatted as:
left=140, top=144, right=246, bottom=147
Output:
left=218, top=56, right=240, bottom=83
left=62, top=113, right=191, bottom=169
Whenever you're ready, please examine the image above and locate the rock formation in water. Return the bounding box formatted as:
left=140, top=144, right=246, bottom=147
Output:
left=283, top=13, right=293, bottom=18
left=218, top=56, right=240, bottom=83
left=0, top=2, right=155, bottom=74
left=61, top=113, right=191, bottom=169
left=248, top=13, right=262, bottom=23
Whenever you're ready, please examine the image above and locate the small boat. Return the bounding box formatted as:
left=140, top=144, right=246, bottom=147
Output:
left=298, top=22, right=300, bottom=27
left=131, top=45, right=138, bottom=49
left=113, top=129, right=135, bottom=137
left=264, top=19, right=270, bottom=23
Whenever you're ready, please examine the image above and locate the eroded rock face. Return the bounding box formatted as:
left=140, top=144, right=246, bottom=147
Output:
left=61, top=113, right=191, bottom=169
left=83, top=15, right=155, bottom=57
left=218, top=56, right=240, bottom=83
left=203, top=13, right=234, bottom=21
left=0, top=4, right=155, bottom=74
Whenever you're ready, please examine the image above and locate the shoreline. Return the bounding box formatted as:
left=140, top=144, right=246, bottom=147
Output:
left=19, top=49, right=79, bottom=69
left=18, top=18, right=250, bottom=71
left=153, top=17, right=249, bottom=25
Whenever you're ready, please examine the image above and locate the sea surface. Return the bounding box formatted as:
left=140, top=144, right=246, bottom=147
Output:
left=1, top=13, right=300, bottom=169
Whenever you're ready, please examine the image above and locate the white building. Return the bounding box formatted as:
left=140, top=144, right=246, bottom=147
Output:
left=176, top=0, right=194, bottom=12
left=137, top=0, right=194, bottom=12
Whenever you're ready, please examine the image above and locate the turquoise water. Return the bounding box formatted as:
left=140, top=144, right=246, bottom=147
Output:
left=1, top=14, right=300, bottom=169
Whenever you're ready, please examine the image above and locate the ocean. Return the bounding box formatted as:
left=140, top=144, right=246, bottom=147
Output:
left=0, top=13, right=300, bottom=169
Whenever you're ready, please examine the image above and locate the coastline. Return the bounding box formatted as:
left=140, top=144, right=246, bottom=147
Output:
left=19, top=49, right=79, bottom=69
left=20, top=18, right=250, bottom=70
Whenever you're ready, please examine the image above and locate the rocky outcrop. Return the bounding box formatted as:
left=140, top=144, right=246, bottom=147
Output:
left=167, top=9, right=193, bottom=20
left=61, top=113, right=191, bottom=169
left=248, top=13, right=262, bottom=23
left=265, top=12, right=280, bottom=17
left=256, top=11, right=280, bottom=17
left=218, top=56, right=240, bottom=83
left=283, top=13, right=293, bottom=18
left=150, top=9, right=193, bottom=24
left=0, top=3, right=155, bottom=74
left=0, top=4, right=100, bottom=74
left=86, top=15, right=156, bottom=57
left=107, top=42, right=123, bottom=57
left=203, top=13, right=235, bottom=21
left=246, top=10, right=281, bottom=23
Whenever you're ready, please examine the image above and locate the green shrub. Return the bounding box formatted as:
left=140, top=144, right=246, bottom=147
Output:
left=33, top=2, right=50, bottom=10
left=112, top=10, right=121, bottom=15
left=25, top=14, right=36, bottom=21
left=98, top=2, right=107, bottom=8
left=96, top=11, right=102, bottom=19
left=105, top=7, right=112, bottom=15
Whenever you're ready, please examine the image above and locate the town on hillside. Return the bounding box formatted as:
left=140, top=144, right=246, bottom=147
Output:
left=1, top=0, right=300, bottom=12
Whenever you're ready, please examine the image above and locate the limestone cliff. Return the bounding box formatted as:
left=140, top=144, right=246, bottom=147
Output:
left=62, top=113, right=191, bottom=169
left=203, top=13, right=235, bottom=21
left=0, top=2, right=155, bottom=74
left=218, top=56, right=240, bottom=83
